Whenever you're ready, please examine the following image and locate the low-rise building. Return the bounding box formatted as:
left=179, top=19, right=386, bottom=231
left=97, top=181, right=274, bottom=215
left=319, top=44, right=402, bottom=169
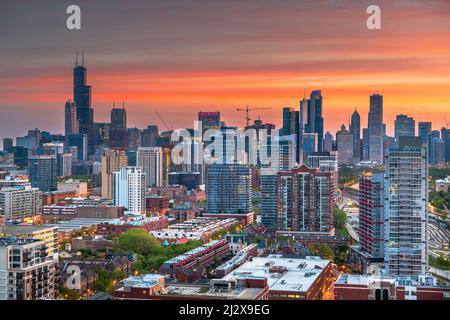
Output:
left=42, top=204, right=125, bottom=223
left=159, top=240, right=231, bottom=282
left=151, top=217, right=238, bottom=242
left=168, top=203, right=202, bottom=222
left=334, top=274, right=450, bottom=300
left=57, top=180, right=88, bottom=197
left=71, top=235, right=114, bottom=251
left=114, top=274, right=268, bottom=300
left=145, top=195, right=169, bottom=215
left=436, top=177, right=450, bottom=192
left=97, top=214, right=169, bottom=237
left=221, top=254, right=333, bottom=300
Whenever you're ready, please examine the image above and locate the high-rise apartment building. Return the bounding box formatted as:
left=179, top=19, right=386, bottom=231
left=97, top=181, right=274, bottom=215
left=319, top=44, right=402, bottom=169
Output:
left=0, top=187, right=43, bottom=221
left=0, top=237, right=56, bottom=300
left=101, top=149, right=128, bottom=199
left=113, top=166, right=146, bottom=215
left=358, top=170, right=385, bottom=260
left=206, top=164, right=252, bottom=215
left=137, top=147, right=163, bottom=187
left=266, top=166, right=334, bottom=233
left=368, top=93, right=384, bottom=163
left=28, top=155, right=57, bottom=192
left=384, top=138, right=428, bottom=279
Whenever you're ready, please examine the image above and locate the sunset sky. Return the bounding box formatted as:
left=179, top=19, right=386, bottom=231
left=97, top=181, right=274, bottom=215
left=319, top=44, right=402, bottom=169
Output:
left=1, top=0, right=450, bottom=145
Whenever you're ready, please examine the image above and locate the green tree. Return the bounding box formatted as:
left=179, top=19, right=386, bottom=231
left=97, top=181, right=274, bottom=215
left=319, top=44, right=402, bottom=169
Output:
left=117, top=229, right=163, bottom=255
left=333, top=207, right=347, bottom=229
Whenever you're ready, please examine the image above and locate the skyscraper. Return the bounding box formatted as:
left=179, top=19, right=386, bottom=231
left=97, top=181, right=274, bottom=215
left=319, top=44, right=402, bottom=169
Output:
left=418, top=122, right=431, bottom=145
left=113, top=166, right=146, bottom=215
left=368, top=93, right=383, bottom=163
left=302, top=133, right=318, bottom=163
left=323, top=131, right=334, bottom=153
left=67, top=133, right=88, bottom=162
left=358, top=169, right=385, bottom=260
left=141, top=125, right=159, bottom=147
left=198, top=111, right=221, bottom=132
left=273, top=166, right=334, bottom=233
left=109, top=103, right=128, bottom=150
left=441, top=128, right=450, bottom=163
left=394, top=114, right=415, bottom=144
left=384, top=138, right=428, bottom=279
left=57, top=153, right=73, bottom=177
left=28, top=156, right=57, bottom=192
left=3, top=138, right=13, bottom=152
left=206, top=164, right=252, bottom=215
left=281, top=107, right=300, bottom=163
left=137, top=147, right=163, bottom=187
left=73, top=50, right=94, bottom=154
left=64, top=99, right=78, bottom=145
left=350, top=109, right=361, bottom=160
left=260, top=134, right=296, bottom=228
left=306, top=90, right=324, bottom=152
left=336, top=124, right=354, bottom=165
left=101, top=149, right=128, bottom=199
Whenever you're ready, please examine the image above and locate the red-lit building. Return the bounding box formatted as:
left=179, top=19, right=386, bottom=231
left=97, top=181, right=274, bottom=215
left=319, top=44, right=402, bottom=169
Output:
left=42, top=190, right=77, bottom=205
left=159, top=239, right=230, bottom=282
left=145, top=195, right=169, bottom=215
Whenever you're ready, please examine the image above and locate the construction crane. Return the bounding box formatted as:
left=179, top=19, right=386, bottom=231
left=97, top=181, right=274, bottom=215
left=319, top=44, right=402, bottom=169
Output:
left=444, top=115, right=449, bottom=130
left=236, top=105, right=272, bottom=127
left=154, top=111, right=173, bottom=132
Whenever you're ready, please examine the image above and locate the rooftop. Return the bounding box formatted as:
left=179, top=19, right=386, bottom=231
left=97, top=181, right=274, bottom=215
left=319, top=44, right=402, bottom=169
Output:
left=221, top=254, right=330, bottom=293
left=0, top=224, right=57, bottom=234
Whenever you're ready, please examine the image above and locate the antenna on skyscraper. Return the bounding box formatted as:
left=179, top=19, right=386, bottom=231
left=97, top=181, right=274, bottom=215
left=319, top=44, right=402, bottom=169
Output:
left=76, top=49, right=79, bottom=67
left=113, top=101, right=115, bottom=109
left=122, top=101, right=125, bottom=109
left=82, top=48, right=85, bottom=67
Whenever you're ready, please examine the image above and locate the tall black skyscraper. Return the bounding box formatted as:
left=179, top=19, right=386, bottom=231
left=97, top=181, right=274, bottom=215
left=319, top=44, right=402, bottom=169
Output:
left=109, top=102, right=128, bottom=150
left=368, top=93, right=383, bottom=163
left=350, top=109, right=361, bottom=160
left=282, top=107, right=300, bottom=163
left=74, top=50, right=94, bottom=155
left=306, top=90, right=324, bottom=152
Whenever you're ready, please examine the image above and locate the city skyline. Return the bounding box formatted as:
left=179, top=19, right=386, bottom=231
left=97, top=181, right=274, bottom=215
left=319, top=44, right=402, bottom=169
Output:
left=1, top=0, right=450, bottom=143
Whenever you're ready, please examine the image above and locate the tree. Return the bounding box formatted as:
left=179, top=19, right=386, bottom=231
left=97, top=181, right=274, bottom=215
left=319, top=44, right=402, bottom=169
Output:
left=333, top=208, right=347, bottom=230
left=117, top=229, right=162, bottom=255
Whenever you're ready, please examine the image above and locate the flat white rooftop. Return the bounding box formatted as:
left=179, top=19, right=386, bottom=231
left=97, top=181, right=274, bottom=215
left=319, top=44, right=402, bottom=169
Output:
left=221, top=254, right=330, bottom=293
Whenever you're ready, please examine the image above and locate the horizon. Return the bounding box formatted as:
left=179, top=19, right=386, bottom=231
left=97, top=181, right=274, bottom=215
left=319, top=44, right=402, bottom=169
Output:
left=1, top=0, right=450, bottom=146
